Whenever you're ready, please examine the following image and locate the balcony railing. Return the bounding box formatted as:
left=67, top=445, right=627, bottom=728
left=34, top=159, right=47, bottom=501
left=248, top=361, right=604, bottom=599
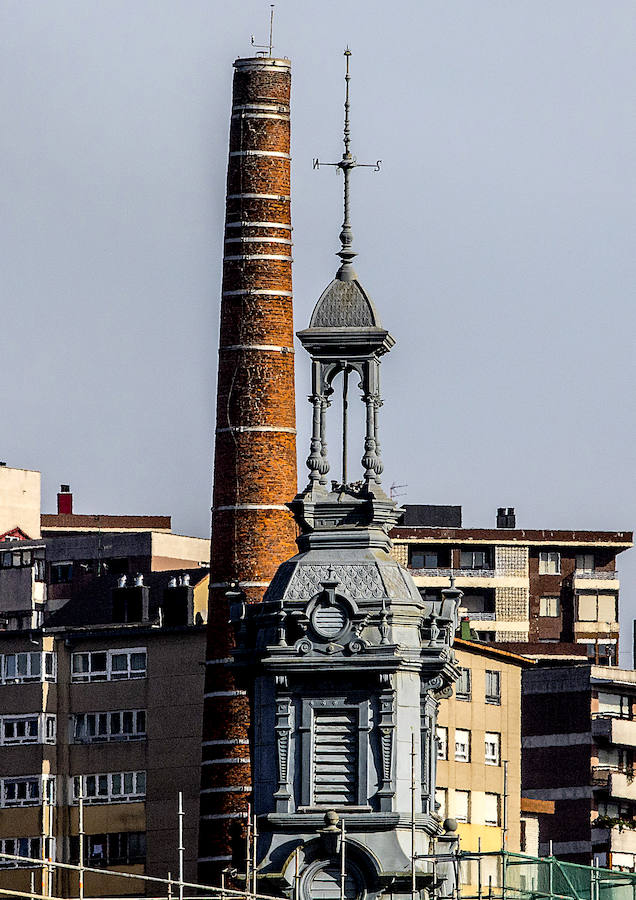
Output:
left=459, top=610, right=496, bottom=621
left=592, top=767, right=636, bottom=801
left=410, top=567, right=496, bottom=578
left=574, top=571, right=619, bottom=580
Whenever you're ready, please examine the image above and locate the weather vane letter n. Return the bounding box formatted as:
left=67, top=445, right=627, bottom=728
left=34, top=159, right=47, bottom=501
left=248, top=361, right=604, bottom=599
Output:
left=313, top=48, right=381, bottom=282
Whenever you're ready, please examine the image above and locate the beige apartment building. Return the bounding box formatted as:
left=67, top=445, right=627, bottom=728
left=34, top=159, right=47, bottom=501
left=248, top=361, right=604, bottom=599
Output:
left=436, top=639, right=531, bottom=852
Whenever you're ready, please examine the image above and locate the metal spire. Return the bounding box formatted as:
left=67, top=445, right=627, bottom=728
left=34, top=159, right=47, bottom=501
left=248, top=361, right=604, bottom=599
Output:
left=314, top=49, right=381, bottom=282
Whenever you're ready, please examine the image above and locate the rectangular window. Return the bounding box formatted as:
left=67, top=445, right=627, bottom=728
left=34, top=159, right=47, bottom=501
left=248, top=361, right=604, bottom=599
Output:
left=436, top=726, right=448, bottom=760
left=459, top=550, right=490, bottom=570
left=72, top=710, right=146, bottom=743
left=485, top=732, right=501, bottom=766
left=71, top=648, right=147, bottom=683
left=455, top=790, right=470, bottom=823
left=576, top=554, right=595, bottom=573
left=485, top=793, right=500, bottom=826
left=411, top=550, right=439, bottom=569
left=1, top=652, right=56, bottom=684
left=577, top=593, right=618, bottom=623
left=539, top=552, right=561, bottom=575
left=71, top=832, right=146, bottom=868
left=456, top=668, right=471, bottom=701
left=539, top=596, right=560, bottom=617
left=485, top=670, right=501, bottom=705
left=312, top=709, right=358, bottom=806
left=50, top=562, right=73, bottom=584
left=435, top=788, right=447, bottom=819
left=0, top=714, right=55, bottom=745
left=72, top=771, right=146, bottom=805
left=576, top=553, right=595, bottom=572
left=597, top=692, right=632, bottom=719
left=0, top=837, right=43, bottom=869
left=0, top=776, right=55, bottom=808
left=455, top=729, right=471, bottom=763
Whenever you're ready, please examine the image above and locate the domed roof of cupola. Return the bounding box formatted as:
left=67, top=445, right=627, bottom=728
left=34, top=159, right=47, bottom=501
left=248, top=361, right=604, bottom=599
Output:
left=309, top=277, right=382, bottom=330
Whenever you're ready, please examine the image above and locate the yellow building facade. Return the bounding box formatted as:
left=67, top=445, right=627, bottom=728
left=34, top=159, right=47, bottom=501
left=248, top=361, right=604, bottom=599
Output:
left=436, top=639, right=531, bottom=858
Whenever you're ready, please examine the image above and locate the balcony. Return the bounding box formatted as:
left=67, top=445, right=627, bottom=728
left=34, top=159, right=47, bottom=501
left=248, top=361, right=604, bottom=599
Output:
left=574, top=620, right=619, bottom=640
left=592, top=767, right=636, bottom=801
left=593, top=716, right=636, bottom=747
left=573, top=571, right=620, bottom=591
left=592, top=825, right=636, bottom=856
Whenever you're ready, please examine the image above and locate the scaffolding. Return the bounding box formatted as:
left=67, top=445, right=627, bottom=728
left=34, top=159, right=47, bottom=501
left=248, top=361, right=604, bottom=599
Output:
left=2, top=849, right=636, bottom=900
left=460, top=852, right=636, bottom=900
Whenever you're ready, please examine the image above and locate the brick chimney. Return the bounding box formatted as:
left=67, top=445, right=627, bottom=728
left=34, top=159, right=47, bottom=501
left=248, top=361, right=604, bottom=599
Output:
left=57, top=484, right=72, bottom=515
left=199, top=56, right=297, bottom=877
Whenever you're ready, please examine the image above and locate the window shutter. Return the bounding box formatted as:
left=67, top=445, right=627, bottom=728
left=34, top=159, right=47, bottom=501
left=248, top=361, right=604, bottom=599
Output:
left=313, top=710, right=358, bottom=805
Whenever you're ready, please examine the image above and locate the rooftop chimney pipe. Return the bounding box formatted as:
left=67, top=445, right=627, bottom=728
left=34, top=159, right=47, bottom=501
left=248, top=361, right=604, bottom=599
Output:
left=57, top=485, right=73, bottom=515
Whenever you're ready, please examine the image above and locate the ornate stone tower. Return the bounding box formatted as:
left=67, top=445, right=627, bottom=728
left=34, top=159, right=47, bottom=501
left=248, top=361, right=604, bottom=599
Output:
left=231, top=52, right=461, bottom=900
left=199, top=54, right=298, bottom=878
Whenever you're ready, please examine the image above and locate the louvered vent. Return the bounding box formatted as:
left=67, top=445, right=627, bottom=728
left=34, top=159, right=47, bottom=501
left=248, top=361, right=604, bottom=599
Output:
left=312, top=602, right=347, bottom=637
left=310, top=865, right=359, bottom=900
left=313, top=710, right=357, bottom=805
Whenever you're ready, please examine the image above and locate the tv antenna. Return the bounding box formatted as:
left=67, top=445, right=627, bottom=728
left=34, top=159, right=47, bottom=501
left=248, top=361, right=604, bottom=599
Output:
left=390, top=482, right=407, bottom=501
left=251, top=4, right=275, bottom=57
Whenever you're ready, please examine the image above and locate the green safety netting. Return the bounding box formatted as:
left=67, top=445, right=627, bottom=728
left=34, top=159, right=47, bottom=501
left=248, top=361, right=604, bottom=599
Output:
left=459, top=852, right=636, bottom=900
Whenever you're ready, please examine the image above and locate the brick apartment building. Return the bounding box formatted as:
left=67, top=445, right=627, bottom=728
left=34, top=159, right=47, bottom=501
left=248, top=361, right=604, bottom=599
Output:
left=523, top=664, right=636, bottom=871
left=391, top=505, right=632, bottom=665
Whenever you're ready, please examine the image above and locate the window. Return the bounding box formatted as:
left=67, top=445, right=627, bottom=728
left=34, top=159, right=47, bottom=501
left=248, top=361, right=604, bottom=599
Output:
left=0, top=776, right=55, bottom=808
left=576, top=554, right=595, bottom=573
left=456, top=668, right=471, bottom=700
left=72, top=771, right=146, bottom=805
left=540, top=596, right=560, bottom=617
left=597, top=692, right=632, bottom=719
left=71, top=648, right=146, bottom=682
left=485, top=670, right=501, bottom=705
left=312, top=709, right=358, bottom=806
left=0, top=548, right=45, bottom=570
left=454, top=790, right=470, bottom=823
left=435, top=788, right=447, bottom=819
left=71, top=832, right=146, bottom=868
left=1, top=652, right=56, bottom=684
left=436, top=726, right=448, bottom=760
left=485, top=732, right=501, bottom=766
left=0, top=714, right=55, bottom=745
left=411, top=550, right=439, bottom=569
left=50, top=562, right=73, bottom=584
left=577, top=593, right=618, bottom=623
left=0, top=837, right=42, bottom=868
left=72, top=710, right=146, bottom=743
left=539, top=552, right=560, bottom=575
left=455, top=729, right=471, bottom=762
left=485, top=793, right=500, bottom=826
left=460, top=550, right=490, bottom=570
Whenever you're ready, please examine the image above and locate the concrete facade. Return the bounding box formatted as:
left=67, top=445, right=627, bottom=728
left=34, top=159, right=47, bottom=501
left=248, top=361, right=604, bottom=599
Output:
left=522, top=664, right=636, bottom=870
left=0, top=466, right=41, bottom=540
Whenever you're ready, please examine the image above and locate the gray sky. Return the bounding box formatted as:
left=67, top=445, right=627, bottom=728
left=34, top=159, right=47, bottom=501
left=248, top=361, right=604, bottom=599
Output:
left=1, top=1, right=634, bottom=661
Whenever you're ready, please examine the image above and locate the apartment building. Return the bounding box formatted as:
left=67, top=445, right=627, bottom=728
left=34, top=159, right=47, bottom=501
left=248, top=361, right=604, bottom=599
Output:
left=523, top=665, right=636, bottom=871
left=391, top=506, right=632, bottom=664
left=0, top=548, right=207, bottom=896
left=0, top=472, right=211, bottom=894
left=436, top=639, right=530, bottom=851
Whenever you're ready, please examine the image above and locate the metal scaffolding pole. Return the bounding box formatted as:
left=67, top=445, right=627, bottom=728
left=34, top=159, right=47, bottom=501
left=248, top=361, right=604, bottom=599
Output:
left=178, top=792, right=185, bottom=900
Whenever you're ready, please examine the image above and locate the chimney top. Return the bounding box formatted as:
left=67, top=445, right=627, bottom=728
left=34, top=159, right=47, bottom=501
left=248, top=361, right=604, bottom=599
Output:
left=57, top=485, right=73, bottom=515
left=496, top=507, right=516, bottom=529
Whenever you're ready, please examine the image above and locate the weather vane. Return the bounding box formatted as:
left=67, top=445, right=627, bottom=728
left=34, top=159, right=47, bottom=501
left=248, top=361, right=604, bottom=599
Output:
left=251, top=4, right=275, bottom=57
left=313, top=49, right=381, bottom=281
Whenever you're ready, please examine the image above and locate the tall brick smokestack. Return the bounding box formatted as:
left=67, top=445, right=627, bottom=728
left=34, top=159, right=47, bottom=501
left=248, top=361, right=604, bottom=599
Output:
left=199, top=56, right=297, bottom=877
